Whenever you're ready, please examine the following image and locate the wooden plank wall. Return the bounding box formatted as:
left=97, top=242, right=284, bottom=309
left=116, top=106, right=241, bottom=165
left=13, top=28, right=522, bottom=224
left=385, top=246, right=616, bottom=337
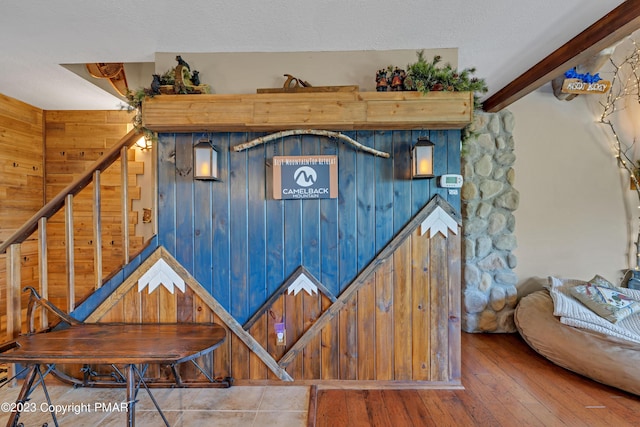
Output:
left=152, top=129, right=461, bottom=384
left=43, top=110, right=145, bottom=310
left=66, top=224, right=460, bottom=385
left=0, top=94, right=44, bottom=326
left=56, top=283, right=229, bottom=385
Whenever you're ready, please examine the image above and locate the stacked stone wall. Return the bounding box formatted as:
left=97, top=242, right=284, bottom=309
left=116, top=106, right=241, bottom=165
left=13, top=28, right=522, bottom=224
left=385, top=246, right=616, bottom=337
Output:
left=461, top=110, right=519, bottom=332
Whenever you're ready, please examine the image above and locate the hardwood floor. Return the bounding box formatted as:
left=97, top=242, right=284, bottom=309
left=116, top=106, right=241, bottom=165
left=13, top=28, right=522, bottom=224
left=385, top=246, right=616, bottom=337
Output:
left=312, top=332, right=640, bottom=427
left=1, top=332, right=638, bottom=426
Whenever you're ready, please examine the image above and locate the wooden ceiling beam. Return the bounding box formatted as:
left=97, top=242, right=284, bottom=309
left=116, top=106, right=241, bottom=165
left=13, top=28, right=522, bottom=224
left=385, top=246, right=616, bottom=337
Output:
left=483, top=0, right=640, bottom=112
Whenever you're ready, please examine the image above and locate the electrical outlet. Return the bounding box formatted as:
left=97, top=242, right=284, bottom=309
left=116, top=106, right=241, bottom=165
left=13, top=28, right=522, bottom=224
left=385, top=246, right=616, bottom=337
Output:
left=275, top=322, right=286, bottom=346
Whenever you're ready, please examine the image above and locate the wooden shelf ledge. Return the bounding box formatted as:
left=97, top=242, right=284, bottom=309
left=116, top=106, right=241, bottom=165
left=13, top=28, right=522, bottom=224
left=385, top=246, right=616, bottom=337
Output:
left=141, top=91, right=473, bottom=132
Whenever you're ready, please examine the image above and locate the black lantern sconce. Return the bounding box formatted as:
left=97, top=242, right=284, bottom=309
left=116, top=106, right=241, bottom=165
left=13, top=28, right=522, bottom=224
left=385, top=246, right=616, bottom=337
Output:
left=411, top=137, right=434, bottom=178
left=193, top=138, right=219, bottom=180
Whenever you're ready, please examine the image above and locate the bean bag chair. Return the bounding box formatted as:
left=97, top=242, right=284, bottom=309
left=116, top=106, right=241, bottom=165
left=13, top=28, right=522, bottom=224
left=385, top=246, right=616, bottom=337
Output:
left=515, top=288, right=640, bottom=396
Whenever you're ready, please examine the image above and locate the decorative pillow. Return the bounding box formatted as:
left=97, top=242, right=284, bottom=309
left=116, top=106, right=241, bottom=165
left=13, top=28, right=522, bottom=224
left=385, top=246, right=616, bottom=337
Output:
left=570, top=284, right=640, bottom=323
left=588, top=275, right=615, bottom=289
left=545, top=275, right=614, bottom=291
left=545, top=276, right=585, bottom=291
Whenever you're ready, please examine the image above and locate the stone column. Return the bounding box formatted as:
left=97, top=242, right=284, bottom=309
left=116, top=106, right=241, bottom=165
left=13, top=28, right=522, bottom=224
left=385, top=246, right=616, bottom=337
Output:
left=461, top=110, right=519, bottom=333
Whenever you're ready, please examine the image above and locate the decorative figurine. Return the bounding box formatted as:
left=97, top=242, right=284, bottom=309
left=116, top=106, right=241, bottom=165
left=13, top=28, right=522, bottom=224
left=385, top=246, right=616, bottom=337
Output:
left=150, top=74, right=161, bottom=95
left=136, top=55, right=211, bottom=97
left=376, top=69, right=390, bottom=92
left=390, top=67, right=406, bottom=91
left=191, top=70, right=200, bottom=86
left=175, top=55, right=191, bottom=71
left=283, top=73, right=312, bottom=89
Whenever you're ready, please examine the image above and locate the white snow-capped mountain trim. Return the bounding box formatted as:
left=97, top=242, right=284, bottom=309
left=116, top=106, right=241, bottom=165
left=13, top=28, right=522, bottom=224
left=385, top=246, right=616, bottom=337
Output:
left=419, top=205, right=459, bottom=238
left=287, top=272, right=318, bottom=297
left=138, top=258, right=185, bottom=294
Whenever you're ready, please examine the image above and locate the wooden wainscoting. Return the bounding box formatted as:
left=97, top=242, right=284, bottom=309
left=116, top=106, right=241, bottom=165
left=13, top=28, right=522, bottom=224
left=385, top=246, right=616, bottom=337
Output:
left=59, top=194, right=461, bottom=387
left=55, top=251, right=231, bottom=385
left=151, top=128, right=463, bottom=386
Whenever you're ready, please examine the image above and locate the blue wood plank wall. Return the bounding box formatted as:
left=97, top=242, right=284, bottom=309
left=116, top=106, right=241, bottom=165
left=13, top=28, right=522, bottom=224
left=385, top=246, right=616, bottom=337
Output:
left=157, top=130, right=460, bottom=324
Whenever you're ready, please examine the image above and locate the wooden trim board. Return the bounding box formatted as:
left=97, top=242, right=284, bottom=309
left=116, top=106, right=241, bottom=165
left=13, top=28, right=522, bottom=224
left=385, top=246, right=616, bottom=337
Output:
left=142, top=91, right=473, bottom=132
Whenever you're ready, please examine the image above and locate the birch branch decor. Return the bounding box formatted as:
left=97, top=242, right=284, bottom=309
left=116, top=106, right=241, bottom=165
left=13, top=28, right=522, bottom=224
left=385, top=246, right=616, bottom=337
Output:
left=231, top=129, right=391, bottom=158
left=598, top=39, right=640, bottom=276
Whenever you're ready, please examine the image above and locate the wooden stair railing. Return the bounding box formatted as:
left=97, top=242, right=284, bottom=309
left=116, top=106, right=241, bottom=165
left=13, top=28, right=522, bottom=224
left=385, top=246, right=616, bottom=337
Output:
left=0, top=129, right=143, bottom=342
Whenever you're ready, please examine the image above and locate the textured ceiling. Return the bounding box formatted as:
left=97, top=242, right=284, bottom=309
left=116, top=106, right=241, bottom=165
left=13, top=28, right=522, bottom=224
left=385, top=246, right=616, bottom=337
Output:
left=0, top=0, right=626, bottom=110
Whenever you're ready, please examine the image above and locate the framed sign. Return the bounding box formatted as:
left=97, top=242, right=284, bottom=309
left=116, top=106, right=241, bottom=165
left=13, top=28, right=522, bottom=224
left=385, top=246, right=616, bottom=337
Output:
left=271, top=155, right=338, bottom=200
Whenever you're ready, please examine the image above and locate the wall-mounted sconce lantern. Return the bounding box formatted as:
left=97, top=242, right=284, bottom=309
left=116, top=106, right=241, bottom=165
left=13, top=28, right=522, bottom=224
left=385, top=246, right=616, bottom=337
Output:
left=194, top=138, right=219, bottom=180
left=412, top=137, right=434, bottom=178
left=135, top=135, right=153, bottom=151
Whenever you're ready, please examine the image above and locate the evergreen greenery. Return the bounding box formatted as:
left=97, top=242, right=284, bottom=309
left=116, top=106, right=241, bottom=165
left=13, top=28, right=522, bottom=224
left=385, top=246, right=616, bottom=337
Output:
left=402, top=50, right=488, bottom=109
left=124, top=88, right=156, bottom=143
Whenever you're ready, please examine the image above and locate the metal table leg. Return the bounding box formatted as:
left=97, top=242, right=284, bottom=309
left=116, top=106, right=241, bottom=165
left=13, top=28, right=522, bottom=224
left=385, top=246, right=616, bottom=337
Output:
left=5, top=364, right=58, bottom=427
left=125, top=364, right=169, bottom=427
left=126, top=364, right=135, bottom=427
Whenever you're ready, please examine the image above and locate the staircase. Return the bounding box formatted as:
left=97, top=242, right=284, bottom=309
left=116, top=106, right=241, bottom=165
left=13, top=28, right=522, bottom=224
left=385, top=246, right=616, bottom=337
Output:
left=0, top=129, right=152, bottom=341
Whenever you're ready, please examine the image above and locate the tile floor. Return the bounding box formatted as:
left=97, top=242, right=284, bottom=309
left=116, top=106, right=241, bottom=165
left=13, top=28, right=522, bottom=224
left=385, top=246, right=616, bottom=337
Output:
left=0, top=380, right=309, bottom=426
